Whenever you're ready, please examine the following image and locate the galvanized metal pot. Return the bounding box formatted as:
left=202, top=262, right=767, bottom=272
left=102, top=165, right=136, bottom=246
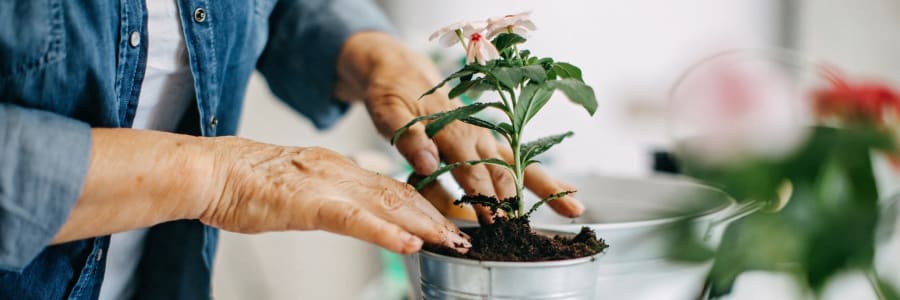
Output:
left=403, top=174, right=753, bottom=300
left=417, top=247, right=603, bottom=300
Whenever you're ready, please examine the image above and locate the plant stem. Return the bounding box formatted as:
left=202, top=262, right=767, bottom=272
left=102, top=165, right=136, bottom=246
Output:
left=508, top=27, right=521, bottom=61
left=496, top=83, right=510, bottom=108
left=865, top=268, right=888, bottom=300
left=512, top=137, right=525, bottom=217
left=455, top=30, right=467, bottom=53
left=506, top=88, right=526, bottom=217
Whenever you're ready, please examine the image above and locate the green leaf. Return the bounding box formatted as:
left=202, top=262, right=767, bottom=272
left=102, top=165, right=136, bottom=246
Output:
left=391, top=102, right=503, bottom=144
left=454, top=195, right=518, bottom=215
left=390, top=114, right=441, bottom=145
left=521, top=64, right=547, bottom=83
left=524, top=159, right=541, bottom=167
left=459, top=116, right=512, bottom=141
left=413, top=158, right=513, bottom=190
left=551, top=62, right=584, bottom=82
left=491, top=33, right=526, bottom=52
left=420, top=68, right=478, bottom=99
left=526, top=190, right=575, bottom=216
left=521, top=132, right=574, bottom=163
left=424, top=102, right=505, bottom=138
left=513, top=83, right=554, bottom=129
left=519, top=49, right=531, bottom=59
left=498, top=122, right=515, bottom=136
left=464, top=80, right=496, bottom=100
left=448, top=78, right=480, bottom=99
left=876, top=276, right=900, bottom=300
left=490, top=67, right=523, bottom=89
left=546, top=79, right=598, bottom=116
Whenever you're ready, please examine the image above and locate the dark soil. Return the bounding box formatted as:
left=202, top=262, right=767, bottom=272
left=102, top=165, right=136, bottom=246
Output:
left=426, top=216, right=608, bottom=262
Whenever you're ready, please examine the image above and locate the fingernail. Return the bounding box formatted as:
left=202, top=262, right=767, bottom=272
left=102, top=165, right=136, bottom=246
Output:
left=403, top=232, right=423, bottom=250
left=413, top=151, right=439, bottom=175
left=447, top=231, right=472, bottom=250
left=569, top=198, right=585, bottom=217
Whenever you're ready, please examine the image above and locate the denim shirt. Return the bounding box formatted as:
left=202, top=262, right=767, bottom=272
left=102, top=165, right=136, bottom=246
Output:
left=0, top=0, right=391, bottom=298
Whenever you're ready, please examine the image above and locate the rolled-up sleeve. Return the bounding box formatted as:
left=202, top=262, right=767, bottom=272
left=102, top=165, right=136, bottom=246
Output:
left=257, top=0, right=394, bottom=129
left=0, top=103, right=91, bottom=271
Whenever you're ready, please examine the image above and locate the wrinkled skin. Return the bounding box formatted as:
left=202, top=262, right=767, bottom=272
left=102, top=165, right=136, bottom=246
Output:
left=51, top=32, right=584, bottom=257
left=202, top=137, right=471, bottom=254
left=338, top=32, right=586, bottom=224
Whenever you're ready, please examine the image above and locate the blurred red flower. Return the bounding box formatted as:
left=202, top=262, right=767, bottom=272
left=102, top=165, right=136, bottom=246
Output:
left=814, top=66, right=900, bottom=124
left=813, top=66, right=900, bottom=171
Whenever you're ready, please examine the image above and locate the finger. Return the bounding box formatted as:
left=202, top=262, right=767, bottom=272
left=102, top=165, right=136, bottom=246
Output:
left=477, top=142, right=517, bottom=201
left=409, top=173, right=480, bottom=222
left=392, top=174, right=471, bottom=234
left=524, top=165, right=585, bottom=218
left=396, top=125, right=440, bottom=175
left=497, top=146, right=585, bottom=218
left=315, top=202, right=424, bottom=254
left=451, top=164, right=498, bottom=224
left=365, top=96, right=440, bottom=175
left=365, top=180, right=471, bottom=253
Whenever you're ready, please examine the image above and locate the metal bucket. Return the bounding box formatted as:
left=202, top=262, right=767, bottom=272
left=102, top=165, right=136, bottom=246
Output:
left=403, top=173, right=753, bottom=300
left=530, top=174, right=753, bottom=300
left=417, top=236, right=603, bottom=300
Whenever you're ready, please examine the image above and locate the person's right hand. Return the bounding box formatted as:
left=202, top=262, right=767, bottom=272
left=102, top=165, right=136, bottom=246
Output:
left=198, top=137, right=471, bottom=254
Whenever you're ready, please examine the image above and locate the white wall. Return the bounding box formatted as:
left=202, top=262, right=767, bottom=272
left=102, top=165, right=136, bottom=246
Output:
left=380, top=0, right=780, bottom=175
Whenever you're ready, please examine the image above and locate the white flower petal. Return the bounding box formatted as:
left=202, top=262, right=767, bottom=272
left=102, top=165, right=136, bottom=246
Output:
left=429, top=21, right=462, bottom=41
left=460, top=21, right=487, bottom=36
left=483, top=41, right=500, bottom=61
left=438, top=32, right=460, bottom=47
left=487, top=28, right=507, bottom=39
left=518, top=19, right=537, bottom=31
left=428, top=28, right=445, bottom=41
left=466, top=39, right=478, bottom=65
left=511, top=27, right=529, bottom=37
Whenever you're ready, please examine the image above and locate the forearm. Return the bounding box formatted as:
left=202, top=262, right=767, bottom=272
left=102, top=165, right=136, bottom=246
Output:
left=51, top=129, right=215, bottom=244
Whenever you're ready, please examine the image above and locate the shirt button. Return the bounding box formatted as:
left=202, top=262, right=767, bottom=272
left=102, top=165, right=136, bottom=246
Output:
left=193, top=7, right=207, bottom=23
left=129, top=31, right=140, bottom=47
left=96, top=249, right=104, bottom=261
left=210, top=116, right=218, bottom=128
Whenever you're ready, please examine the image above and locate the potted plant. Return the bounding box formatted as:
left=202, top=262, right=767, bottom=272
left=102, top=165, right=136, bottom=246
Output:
left=667, top=51, right=900, bottom=299
left=392, top=12, right=608, bottom=299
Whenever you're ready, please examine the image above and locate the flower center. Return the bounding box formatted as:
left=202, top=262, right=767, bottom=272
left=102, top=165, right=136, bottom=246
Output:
left=470, top=32, right=482, bottom=42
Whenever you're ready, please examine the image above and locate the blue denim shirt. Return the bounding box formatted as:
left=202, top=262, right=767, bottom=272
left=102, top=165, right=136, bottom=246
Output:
left=0, top=0, right=391, bottom=298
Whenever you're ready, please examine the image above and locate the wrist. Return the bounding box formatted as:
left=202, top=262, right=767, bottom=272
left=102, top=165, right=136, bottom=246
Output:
left=169, top=135, right=223, bottom=221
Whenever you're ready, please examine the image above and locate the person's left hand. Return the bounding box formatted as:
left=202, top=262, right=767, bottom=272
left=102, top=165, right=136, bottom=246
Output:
left=335, top=32, right=585, bottom=224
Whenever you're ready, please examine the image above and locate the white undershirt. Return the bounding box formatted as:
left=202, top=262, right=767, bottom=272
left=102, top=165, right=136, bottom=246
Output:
left=98, top=1, right=195, bottom=299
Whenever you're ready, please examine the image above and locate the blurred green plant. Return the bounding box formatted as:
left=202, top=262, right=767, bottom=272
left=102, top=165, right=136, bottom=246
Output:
left=673, top=67, right=900, bottom=298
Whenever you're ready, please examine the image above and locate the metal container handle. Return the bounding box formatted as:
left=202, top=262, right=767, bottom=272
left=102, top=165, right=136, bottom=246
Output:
left=703, top=180, right=793, bottom=239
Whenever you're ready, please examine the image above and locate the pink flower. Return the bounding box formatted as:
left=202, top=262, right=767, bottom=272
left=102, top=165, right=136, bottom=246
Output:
left=671, top=58, right=809, bottom=167
left=486, top=12, right=537, bottom=39
left=465, top=32, right=500, bottom=65
left=429, top=21, right=485, bottom=48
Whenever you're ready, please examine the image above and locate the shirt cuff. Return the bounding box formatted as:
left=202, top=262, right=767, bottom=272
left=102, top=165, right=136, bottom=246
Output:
left=0, top=104, right=91, bottom=271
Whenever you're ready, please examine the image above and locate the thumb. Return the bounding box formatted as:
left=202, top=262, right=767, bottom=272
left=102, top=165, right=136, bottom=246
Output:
left=366, top=95, right=440, bottom=175
left=396, top=124, right=440, bottom=175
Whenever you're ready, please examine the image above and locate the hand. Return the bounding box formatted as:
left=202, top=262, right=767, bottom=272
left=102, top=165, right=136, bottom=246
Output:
left=336, top=32, right=585, bottom=223
left=200, top=137, right=471, bottom=254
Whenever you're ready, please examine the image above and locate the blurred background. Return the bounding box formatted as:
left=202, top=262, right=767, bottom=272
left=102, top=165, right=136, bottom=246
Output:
left=212, top=0, right=900, bottom=299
